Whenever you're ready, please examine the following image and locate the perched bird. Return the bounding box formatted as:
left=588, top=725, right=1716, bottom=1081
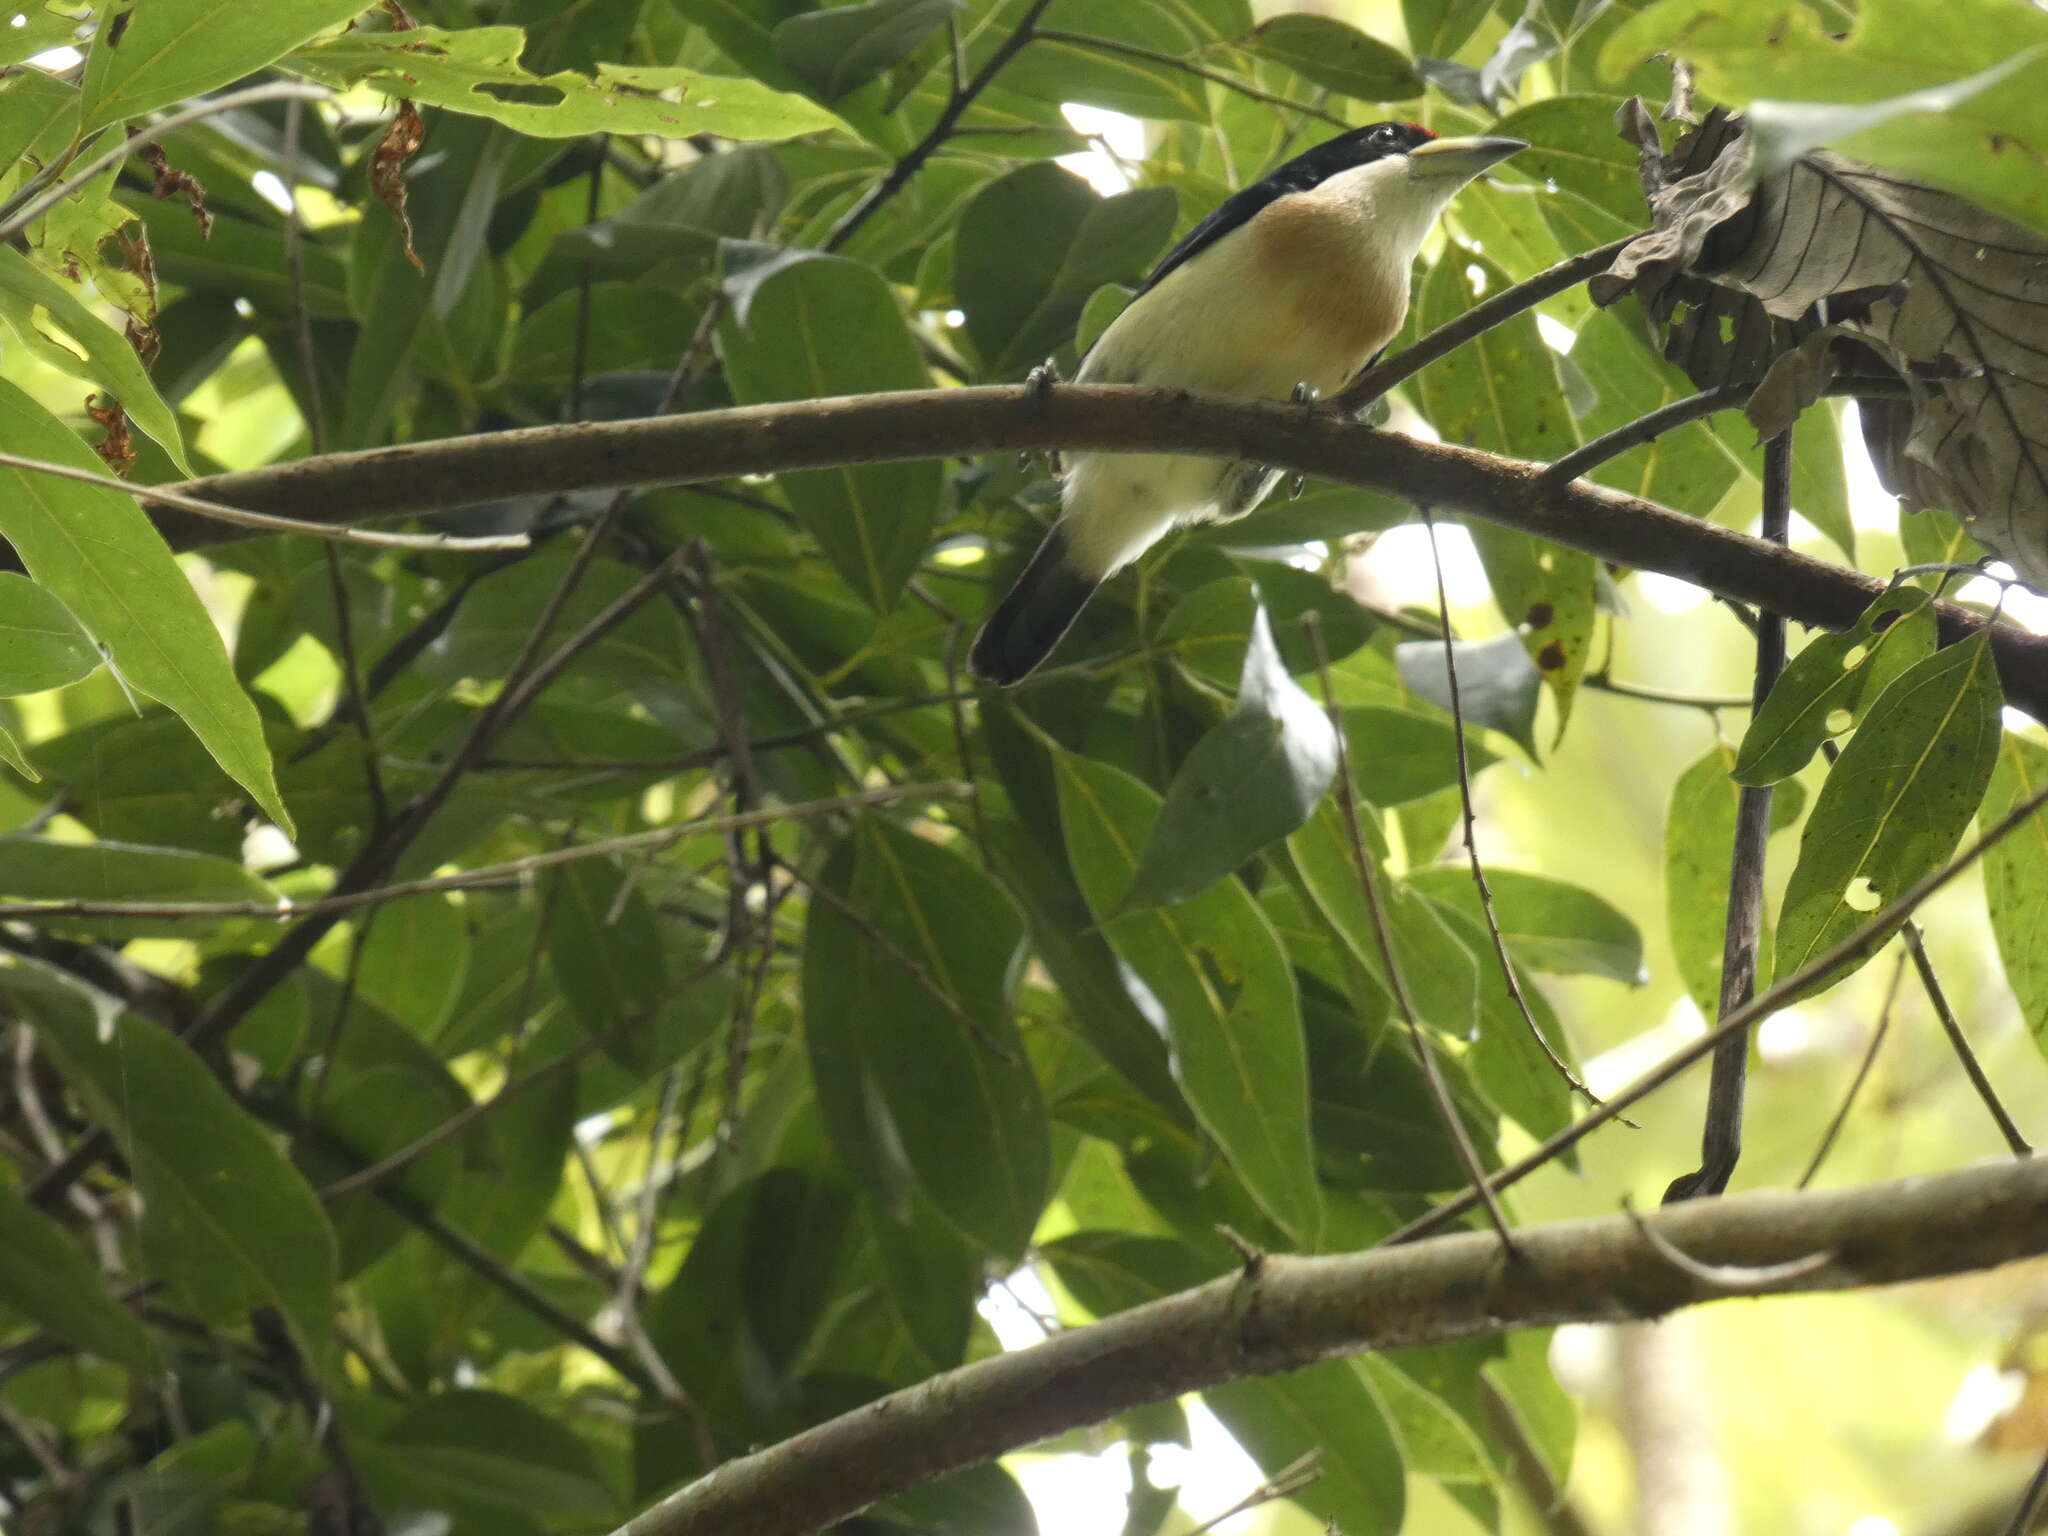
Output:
left=969, top=122, right=1525, bottom=685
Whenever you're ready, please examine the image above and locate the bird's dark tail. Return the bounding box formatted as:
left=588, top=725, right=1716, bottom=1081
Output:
left=969, top=527, right=1101, bottom=686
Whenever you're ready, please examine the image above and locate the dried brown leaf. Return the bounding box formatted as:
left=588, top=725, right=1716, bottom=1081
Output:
left=86, top=395, right=135, bottom=478
left=135, top=139, right=210, bottom=238
left=370, top=101, right=427, bottom=273
left=1595, top=107, right=2048, bottom=589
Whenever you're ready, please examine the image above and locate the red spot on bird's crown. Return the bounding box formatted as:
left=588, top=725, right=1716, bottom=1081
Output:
left=1405, top=122, right=1436, bottom=139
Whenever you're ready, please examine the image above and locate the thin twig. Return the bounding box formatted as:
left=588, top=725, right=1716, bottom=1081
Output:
left=1536, top=384, right=1748, bottom=489
left=0, top=784, right=963, bottom=924
left=320, top=547, right=390, bottom=834
left=1797, top=951, right=1906, bottom=1189
left=1999, top=1448, right=2048, bottom=1536
left=1420, top=508, right=1604, bottom=1113
left=0, top=82, right=331, bottom=242
left=1619, top=1197, right=1834, bottom=1290
left=252, top=1308, right=384, bottom=1536
left=825, top=0, right=1057, bottom=252
left=1903, top=920, right=2032, bottom=1157
left=0, top=448, right=528, bottom=550
left=1388, top=763, right=2048, bottom=1245
left=1184, top=1450, right=1322, bottom=1536
left=1331, top=240, right=1632, bottom=413
left=1664, top=431, right=1790, bottom=1205
left=280, top=98, right=328, bottom=456
left=1306, top=615, right=1519, bottom=1257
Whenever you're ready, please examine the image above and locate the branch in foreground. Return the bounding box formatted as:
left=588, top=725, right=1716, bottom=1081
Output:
left=616, top=1156, right=2048, bottom=1536
left=159, top=384, right=2048, bottom=721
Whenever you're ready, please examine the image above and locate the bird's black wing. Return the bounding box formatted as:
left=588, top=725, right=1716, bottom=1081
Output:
left=1136, top=178, right=1294, bottom=295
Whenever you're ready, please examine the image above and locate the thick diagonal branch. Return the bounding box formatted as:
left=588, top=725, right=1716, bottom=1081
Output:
left=154, top=384, right=2048, bottom=718
left=616, top=1156, right=2048, bottom=1536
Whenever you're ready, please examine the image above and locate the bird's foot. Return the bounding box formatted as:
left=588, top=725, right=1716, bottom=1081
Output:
left=1288, top=473, right=1307, bottom=500
left=1026, top=357, right=1061, bottom=401
left=1290, top=380, right=1321, bottom=410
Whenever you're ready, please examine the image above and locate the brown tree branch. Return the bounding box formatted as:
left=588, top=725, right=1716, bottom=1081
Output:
left=614, top=1155, right=2048, bottom=1536
left=154, top=383, right=2048, bottom=720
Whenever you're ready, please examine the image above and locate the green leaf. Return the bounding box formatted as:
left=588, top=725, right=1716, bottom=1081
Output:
left=1417, top=249, right=1594, bottom=725
left=355, top=894, right=471, bottom=1039
left=0, top=1175, right=157, bottom=1371
left=1568, top=307, right=1743, bottom=519
left=1056, top=752, right=1322, bottom=1243
left=1046, top=1233, right=1403, bottom=1536
left=1125, top=606, right=1339, bottom=909
left=1406, top=0, right=1499, bottom=59
left=1289, top=801, right=1481, bottom=1043
left=78, top=0, right=366, bottom=131
left=1491, top=94, right=1646, bottom=231
left=804, top=822, right=1048, bottom=1258
left=289, top=24, right=844, bottom=140
left=1343, top=704, right=1495, bottom=807
left=1407, top=866, right=1644, bottom=982
left=0, top=834, right=275, bottom=941
left=0, top=380, right=290, bottom=832
left=1775, top=633, right=2004, bottom=991
left=720, top=248, right=940, bottom=609
left=1600, top=0, right=2048, bottom=236
left=0, top=248, right=190, bottom=472
left=359, top=1389, right=618, bottom=1526
left=1240, top=15, right=1422, bottom=101
left=1665, top=742, right=1751, bottom=1018
left=1735, top=587, right=1936, bottom=785
left=1156, top=570, right=1376, bottom=687
left=773, top=0, right=961, bottom=101
left=953, top=163, right=1177, bottom=377
left=1395, top=631, right=1542, bottom=759
left=0, top=572, right=99, bottom=695
left=14, top=961, right=335, bottom=1358
left=547, top=859, right=670, bottom=1069
left=1985, top=732, right=2048, bottom=1057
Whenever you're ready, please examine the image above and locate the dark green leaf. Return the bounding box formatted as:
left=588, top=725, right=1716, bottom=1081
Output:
left=1057, top=752, right=1322, bottom=1242
left=720, top=248, right=941, bottom=609
left=953, top=163, right=1177, bottom=377
left=359, top=1389, right=617, bottom=1526
left=773, top=0, right=961, bottom=101
left=1125, top=607, right=1339, bottom=909
left=1395, top=630, right=1542, bottom=758
left=1240, top=15, right=1421, bottom=101
left=0, top=1176, right=157, bottom=1371
left=1155, top=570, right=1375, bottom=687
left=1407, top=866, right=1644, bottom=982
left=1776, top=633, right=2004, bottom=990
left=1344, top=704, right=1495, bottom=807
left=804, top=822, right=1047, bottom=1257
left=15, top=961, right=335, bottom=1357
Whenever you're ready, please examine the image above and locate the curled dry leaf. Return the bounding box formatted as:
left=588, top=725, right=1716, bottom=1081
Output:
left=108, top=224, right=159, bottom=368
left=370, top=100, right=428, bottom=273
left=1593, top=106, right=2048, bottom=589
left=134, top=139, right=210, bottom=238
left=86, top=394, right=135, bottom=478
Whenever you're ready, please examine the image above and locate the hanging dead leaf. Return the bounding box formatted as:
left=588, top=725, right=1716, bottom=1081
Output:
left=134, top=138, right=210, bottom=238
left=370, top=100, right=427, bottom=273
left=106, top=223, right=160, bottom=367
left=1593, top=106, right=2048, bottom=590
left=86, top=395, right=135, bottom=478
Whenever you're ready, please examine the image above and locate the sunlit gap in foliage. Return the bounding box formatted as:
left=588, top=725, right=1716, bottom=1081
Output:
left=978, top=1268, right=1270, bottom=1536
left=1059, top=104, right=1146, bottom=195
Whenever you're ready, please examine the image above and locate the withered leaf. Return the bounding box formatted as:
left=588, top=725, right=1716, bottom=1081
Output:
left=1595, top=109, right=2048, bottom=588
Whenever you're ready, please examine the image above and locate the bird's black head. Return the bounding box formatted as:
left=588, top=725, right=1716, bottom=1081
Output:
left=1266, top=121, right=1438, bottom=195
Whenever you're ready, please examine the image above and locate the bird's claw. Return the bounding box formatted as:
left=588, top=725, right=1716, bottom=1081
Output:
left=1026, top=357, right=1061, bottom=401
left=1287, top=473, right=1306, bottom=500
left=1290, top=380, right=1321, bottom=410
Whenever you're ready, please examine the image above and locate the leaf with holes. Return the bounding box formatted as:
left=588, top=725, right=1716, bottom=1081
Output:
left=290, top=25, right=842, bottom=139
left=1775, top=632, right=2003, bottom=991
left=1736, top=586, right=1936, bottom=785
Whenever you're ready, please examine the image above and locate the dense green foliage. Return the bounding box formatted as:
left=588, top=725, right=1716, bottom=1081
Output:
left=3, top=0, right=2048, bottom=1533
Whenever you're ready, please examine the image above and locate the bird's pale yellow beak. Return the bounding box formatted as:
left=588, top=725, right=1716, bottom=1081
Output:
left=1408, top=135, right=1528, bottom=178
